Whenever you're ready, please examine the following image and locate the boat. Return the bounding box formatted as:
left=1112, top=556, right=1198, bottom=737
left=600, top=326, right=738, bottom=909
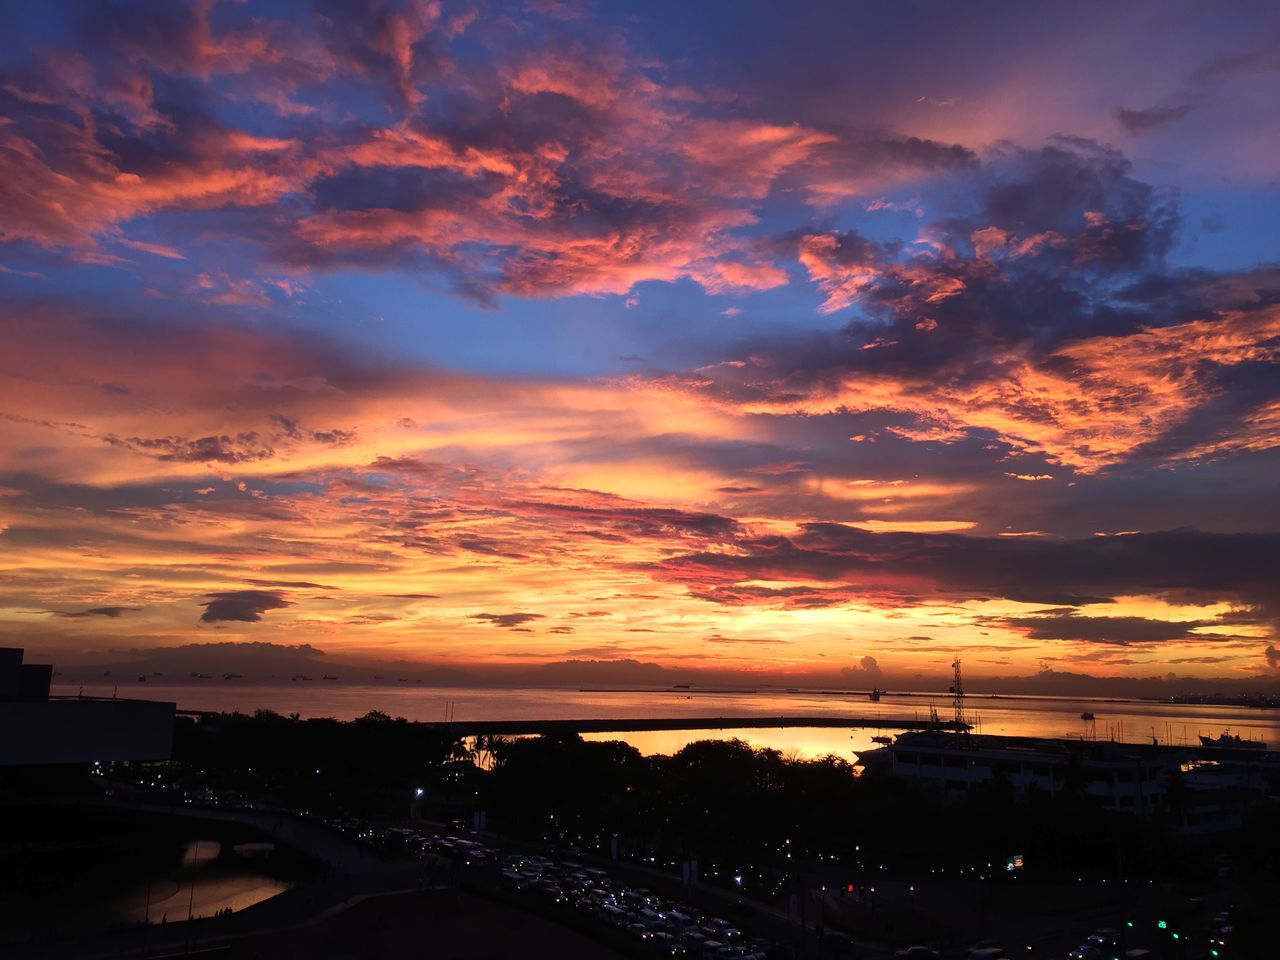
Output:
left=871, top=735, right=893, bottom=745
left=1199, top=730, right=1265, bottom=750
left=1081, top=712, right=1095, bottom=721
left=852, top=746, right=892, bottom=769
left=869, top=688, right=883, bottom=702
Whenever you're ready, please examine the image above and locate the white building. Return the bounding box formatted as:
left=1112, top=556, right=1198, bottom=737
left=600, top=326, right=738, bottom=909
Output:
left=884, top=732, right=1169, bottom=814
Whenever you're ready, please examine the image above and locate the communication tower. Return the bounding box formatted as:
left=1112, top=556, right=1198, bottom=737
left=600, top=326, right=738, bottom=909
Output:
left=949, top=655, right=966, bottom=729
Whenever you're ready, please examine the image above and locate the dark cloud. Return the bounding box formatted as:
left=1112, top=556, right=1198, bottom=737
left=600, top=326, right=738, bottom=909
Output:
left=1002, top=591, right=1117, bottom=607
left=1190, top=41, right=1280, bottom=85
left=508, top=498, right=739, bottom=539
left=686, top=582, right=856, bottom=608
left=471, top=612, right=545, bottom=629
left=999, top=614, right=1208, bottom=645
left=200, top=590, right=292, bottom=623
left=661, top=141, right=1187, bottom=428
left=841, top=655, right=883, bottom=678
left=107, top=433, right=275, bottom=464
left=0, top=0, right=997, bottom=306
left=55, top=606, right=141, bottom=618
left=654, top=524, right=1280, bottom=632
left=268, top=415, right=356, bottom=447
left=1114, top=103, right=1197, bottom=134
left=664, top=139, right=1280, bottom=479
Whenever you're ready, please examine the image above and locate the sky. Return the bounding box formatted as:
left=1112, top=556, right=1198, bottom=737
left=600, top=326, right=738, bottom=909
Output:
left=1, top=0, right=1279, bottom=688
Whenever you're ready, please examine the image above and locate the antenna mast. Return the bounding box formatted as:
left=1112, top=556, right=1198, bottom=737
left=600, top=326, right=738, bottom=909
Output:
left=950, top=655, right=966, bottom=730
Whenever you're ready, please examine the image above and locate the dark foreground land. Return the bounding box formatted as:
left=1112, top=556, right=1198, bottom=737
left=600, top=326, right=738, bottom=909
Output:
left=141, top=888, right=625, bottom=960
left=6, top=709, right=1278, bottom=958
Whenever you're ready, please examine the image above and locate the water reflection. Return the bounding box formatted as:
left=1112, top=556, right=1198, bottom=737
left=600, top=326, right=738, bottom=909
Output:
left=113, top=839, right=293, bottom=926
left=181, top=839, right=220, bottom=864
left=56, top=681, right=1280, bottom=756
left=581, top=727, right=878, bottom=760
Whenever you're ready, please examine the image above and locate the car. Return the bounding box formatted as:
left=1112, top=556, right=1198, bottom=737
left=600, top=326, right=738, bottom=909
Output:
left=1067, top=946, right=1100, bottom=960
left=600, top=904, right=631, bottom=927
left=667, top=909, right=697, bottom=930
left=966, top=949, right=1007, bottom=960
left=535, top=880, right=567, bottom=903
left=703, top=919, right=741, bottom=940
left=649, top=934, right=687, bottom=958
left=895, top=948, right=940, bottom=960
left=499, top=869, right=530, bottom=891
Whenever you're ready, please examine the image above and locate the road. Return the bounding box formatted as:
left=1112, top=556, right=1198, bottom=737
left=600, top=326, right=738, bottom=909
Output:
left=7, top=797, right=427, bottom=960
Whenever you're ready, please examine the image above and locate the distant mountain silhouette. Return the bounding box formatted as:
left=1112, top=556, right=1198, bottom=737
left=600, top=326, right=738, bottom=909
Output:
left=41, top=641, right=1280, bottom=697
left=56, top=641, right=478, bottom=687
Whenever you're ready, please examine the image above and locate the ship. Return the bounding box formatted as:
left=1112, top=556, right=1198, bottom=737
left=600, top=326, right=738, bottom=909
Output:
left=1081, top=712, right=1095, bottom=721
left=871, top=735, right=893, bottom=745
left=1199, top=730, right=1265, bottom=750
left=869, top=688, right=883, bottom=702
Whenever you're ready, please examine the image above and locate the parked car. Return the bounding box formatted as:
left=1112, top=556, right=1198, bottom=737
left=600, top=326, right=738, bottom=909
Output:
left=499, top=869, right=530, bottom=891
left=703, top=918, right=740, bottom=940
left=966, top=942, right=1006, bottom=960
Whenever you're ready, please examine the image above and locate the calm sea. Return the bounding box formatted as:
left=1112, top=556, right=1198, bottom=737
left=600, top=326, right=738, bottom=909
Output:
left=52, top=682, right=1280, bottom=759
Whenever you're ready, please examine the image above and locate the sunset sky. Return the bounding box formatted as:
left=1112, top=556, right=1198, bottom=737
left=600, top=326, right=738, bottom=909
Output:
left=2, top=0, right=1279, bottom=687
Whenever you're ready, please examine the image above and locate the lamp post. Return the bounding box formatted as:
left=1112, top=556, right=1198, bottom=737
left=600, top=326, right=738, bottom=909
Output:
left=187, top=840, right=199, bottom=921
left=185, top=839, right=200, bottom=955
left=141, top=880, right=152, bottom=957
